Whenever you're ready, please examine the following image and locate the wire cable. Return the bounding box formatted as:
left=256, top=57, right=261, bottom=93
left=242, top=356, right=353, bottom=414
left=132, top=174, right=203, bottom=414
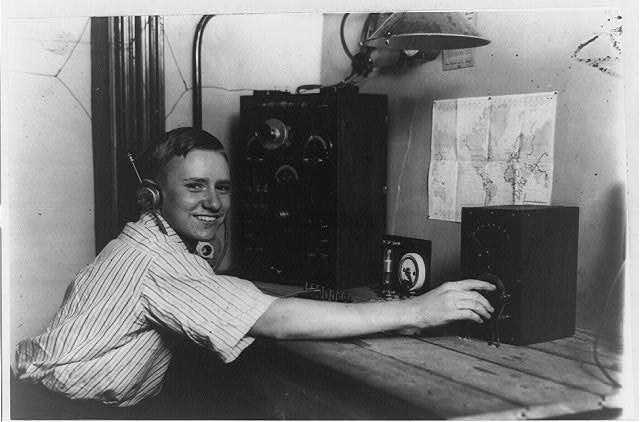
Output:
left=151, top=211, right=168, bottom=235
left=214, top=219, right=229, bottom=272
left=592, top=260, right=624, bottom=388
left=340, top=14, right=354, bottom=60
left=295, top=13, right=377, bottom=94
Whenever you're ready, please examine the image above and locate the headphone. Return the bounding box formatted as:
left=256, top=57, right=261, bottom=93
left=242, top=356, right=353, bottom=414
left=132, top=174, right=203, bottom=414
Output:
left=136, top=178, right=162, bottom=212
left=127, top=152, right=228, bottom=269
left=128, top=153, right=167, bottom=233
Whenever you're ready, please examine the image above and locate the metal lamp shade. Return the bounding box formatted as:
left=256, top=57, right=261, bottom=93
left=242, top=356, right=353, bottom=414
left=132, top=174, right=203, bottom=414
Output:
left=363, top=12, right=490, bottom=51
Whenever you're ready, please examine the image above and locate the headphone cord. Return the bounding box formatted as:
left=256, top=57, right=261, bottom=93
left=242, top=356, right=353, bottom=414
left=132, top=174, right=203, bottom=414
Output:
left=213, top=220, right=229, bottom=272
left=592, top=260, right=624, bottom=389
left=340, top=13, right=354, bottom=60
left=151, top=210, right=168, bottom=235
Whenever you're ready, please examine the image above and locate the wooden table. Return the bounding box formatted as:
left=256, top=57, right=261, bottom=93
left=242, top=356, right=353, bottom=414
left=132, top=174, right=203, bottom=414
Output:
left=240, top=282, right=624, bottom=419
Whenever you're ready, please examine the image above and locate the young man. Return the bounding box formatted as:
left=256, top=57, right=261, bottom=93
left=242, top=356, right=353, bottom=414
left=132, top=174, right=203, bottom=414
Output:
left=13, top=127, right=494, bottom=416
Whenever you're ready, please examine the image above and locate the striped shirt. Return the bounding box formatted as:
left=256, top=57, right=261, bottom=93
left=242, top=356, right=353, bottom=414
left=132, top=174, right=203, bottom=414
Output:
left=13, top=212, right=276, bottom=407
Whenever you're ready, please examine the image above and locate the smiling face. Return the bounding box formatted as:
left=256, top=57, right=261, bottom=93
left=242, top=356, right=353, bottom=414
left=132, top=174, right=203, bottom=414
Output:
left=159, top=149, right=231, bottom=244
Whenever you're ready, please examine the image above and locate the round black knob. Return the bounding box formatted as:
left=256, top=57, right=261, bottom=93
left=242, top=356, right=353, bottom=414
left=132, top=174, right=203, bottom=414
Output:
left=476, top=272, right=507, bottom=321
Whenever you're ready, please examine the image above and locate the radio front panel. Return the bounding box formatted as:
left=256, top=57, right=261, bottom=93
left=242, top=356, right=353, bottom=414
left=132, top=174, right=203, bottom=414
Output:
left=235, top=90, right=388, bottom=288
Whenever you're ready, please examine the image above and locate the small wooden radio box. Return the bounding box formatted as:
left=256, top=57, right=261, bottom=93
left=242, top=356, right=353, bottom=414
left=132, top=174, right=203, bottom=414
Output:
left=460, top=205, right=579, bottom=345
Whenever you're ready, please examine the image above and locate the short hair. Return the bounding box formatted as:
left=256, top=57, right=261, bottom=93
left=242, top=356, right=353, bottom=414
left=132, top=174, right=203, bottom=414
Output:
left=148, top=127, right=227, bottom=182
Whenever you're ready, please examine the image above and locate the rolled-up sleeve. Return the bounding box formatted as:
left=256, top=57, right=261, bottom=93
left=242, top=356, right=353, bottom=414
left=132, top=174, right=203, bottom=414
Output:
left=140, top=251, right=276, bottom=362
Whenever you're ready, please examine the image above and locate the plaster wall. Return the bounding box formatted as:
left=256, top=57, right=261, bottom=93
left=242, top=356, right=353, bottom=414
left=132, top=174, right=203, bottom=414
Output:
left=164, top=13, right=323, bottom=142
left=4, top=18, right=95, bottom=351
left=321, top=10, right=626, bottom=333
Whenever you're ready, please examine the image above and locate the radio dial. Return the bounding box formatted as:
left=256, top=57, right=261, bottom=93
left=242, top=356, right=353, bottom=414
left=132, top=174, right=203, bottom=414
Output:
left=475, top=273, right=509, bottom=322
left=302, top=135, right=331, bottom=165
left=256, top=118, right=290, bottom=150
left=275, top=164, right=299, bottom=184
left=245, top=135, right=265, bottom=161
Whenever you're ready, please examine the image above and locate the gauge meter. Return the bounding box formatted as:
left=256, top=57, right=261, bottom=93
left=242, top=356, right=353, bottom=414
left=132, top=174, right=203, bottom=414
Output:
left=398, top=253, right=426, bottom=292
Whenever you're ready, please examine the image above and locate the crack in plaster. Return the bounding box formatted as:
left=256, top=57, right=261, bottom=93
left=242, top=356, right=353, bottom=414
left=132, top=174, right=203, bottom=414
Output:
left=10, top=70, right=53, bottom=77
left=55, top=19, right=89, bottom=78
left=166, top=88, right=190, bottom=119
left=165, top=86, right=253, bottom=120
left=10, top=19, right=91, bottom=121
left=165, top=34, right=188, bottom=91
left=57, top=77, right=91, bottom=119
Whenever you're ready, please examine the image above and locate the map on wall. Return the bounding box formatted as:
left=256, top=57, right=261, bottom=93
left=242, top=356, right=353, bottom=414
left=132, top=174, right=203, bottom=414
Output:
left=428, top=92, right=557, bottom=222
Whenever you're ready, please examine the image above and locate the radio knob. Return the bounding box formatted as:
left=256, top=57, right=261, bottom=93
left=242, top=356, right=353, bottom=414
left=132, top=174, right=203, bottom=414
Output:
left=269, top=265, right=283, bottom=275
left=278, top=210, right=291, bottom=219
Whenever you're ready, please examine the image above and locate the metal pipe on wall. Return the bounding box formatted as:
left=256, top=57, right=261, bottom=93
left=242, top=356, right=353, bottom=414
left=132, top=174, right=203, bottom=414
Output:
left=91, top=16, right=165, bottom=251
left=192, top=15, right=215, bottom=130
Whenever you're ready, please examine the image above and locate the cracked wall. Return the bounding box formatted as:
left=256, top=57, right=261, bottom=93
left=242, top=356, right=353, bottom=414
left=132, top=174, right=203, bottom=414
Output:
left=6, top=13, right=325, bottom=350
left=163, top=14, right=323, bottom=140
left=5, top=17, right=95, bottom=351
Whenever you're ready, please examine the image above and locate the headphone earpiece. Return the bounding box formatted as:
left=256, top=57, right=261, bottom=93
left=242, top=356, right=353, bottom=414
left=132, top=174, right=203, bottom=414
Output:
left=196, top=241, right=216, bottom=260
left=136, top=178, right=162, bottom=210
left=196, top=236, right=225, bottom=270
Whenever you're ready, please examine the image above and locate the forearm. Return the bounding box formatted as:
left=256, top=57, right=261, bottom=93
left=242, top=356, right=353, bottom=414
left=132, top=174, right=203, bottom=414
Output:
left=249, top=279, right=496, bottom=340
left=249, top=297, right=415, bottom=340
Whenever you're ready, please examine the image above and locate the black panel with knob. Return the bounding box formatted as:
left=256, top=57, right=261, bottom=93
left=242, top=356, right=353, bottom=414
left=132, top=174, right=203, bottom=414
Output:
left=459, top=205, right=579, bottom=345
left=233, top=88, right=388, bottom=288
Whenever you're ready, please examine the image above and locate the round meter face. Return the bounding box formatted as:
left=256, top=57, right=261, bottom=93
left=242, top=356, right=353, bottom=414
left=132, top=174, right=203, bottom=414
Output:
left=398, top=253, right=426, bottom=291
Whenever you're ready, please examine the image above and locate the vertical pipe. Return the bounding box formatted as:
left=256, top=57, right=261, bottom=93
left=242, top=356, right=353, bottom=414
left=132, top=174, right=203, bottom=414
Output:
left=91, top=17, right=119, bottom=252
left=92, top=15, right=166, bottom=248
left=149, top=16, right=165, bottom=146
left=136, top=16, right=148, bottom=150
left=192, top=15, right=214, bottom=130
left=126, top=17, right=136, bottom=153
left=113, top=17, right=125, bottom=225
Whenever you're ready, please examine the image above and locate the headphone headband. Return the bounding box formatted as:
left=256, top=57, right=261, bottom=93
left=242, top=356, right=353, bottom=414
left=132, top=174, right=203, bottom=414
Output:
left=129, top=152, right=163, bottom=212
